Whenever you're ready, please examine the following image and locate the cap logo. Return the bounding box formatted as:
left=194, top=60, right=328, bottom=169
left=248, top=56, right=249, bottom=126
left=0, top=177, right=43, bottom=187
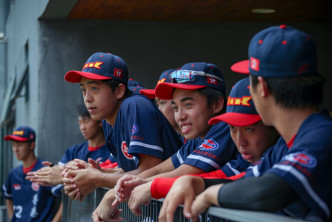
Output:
left=250, top=57, right=260, bottom=71
left=207, top=77, right=217, bottom=85
left=114, top=68, right=123, bottom=78
left=83, top=62, right=104, bottom=70
left=227, top=96, right=251, bottom=106
left=157, top=78, right=166, bottom=85
left=13, top=130, right=25, bottom=136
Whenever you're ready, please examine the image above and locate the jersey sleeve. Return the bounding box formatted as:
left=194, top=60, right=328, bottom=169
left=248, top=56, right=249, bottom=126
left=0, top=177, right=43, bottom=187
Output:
left=217, top=153, right=250, bottom=177
left=2, top=174, right=13, bottom=199
left=171, top=139, right=202, bottom=168
left=180, top=122, right=237, bottom=172
left=122, top=96, right=182, bottom=162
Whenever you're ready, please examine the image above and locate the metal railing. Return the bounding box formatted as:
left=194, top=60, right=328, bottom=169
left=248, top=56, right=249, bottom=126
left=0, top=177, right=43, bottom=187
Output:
left=62, top=188, right=307, bottom=222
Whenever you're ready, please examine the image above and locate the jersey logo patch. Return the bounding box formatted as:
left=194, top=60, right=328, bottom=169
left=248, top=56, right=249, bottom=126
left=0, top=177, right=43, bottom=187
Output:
left=31, top=183, right=40, bottom=191
left=132, top=124, right=139, bottom=134
left=121, top=141, right=133, bottom=160
left=199, top=139, right=219, bottom=151
left=285, top=152, right=317, bottom=168
left=13, top=184, right=21, bottom=190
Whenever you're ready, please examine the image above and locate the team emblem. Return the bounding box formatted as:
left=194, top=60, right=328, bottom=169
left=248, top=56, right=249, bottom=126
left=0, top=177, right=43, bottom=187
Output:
left=285, top=152, right=317, bottom=168
left=207, top=77, right=217, bottom=85
left=199, top=139, right=219, bottom=150
left=31, top=182, right=40, bottom=191
left=132, top=124, right=139, bottom=134
left=250, top=57, right=260, bottom=71
left=121, top=141, right=133, bottom=159
left=13, top=184, right=21, bottom=190
left=114, top=68, right=123, bottom=78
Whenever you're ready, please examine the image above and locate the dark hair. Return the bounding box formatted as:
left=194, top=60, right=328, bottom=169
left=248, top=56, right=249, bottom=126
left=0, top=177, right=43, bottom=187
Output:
left=198, top=87, right=226, bottom=115
left=250, top=73, right=325, bottom=109
left=103, top=79, right=133, bottom=101
left=77, top=104, right=91, bottom=118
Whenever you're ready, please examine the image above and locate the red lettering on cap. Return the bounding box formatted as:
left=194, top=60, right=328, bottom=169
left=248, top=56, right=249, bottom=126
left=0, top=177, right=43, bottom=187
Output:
left=250, top=57, right=260, bottom=71
left=280, top=24, right=287, bottom=29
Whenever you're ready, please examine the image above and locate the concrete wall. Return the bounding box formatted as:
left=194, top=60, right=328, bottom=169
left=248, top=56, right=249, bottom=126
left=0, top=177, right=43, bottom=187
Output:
left=37, top=20, right=332, bottom=163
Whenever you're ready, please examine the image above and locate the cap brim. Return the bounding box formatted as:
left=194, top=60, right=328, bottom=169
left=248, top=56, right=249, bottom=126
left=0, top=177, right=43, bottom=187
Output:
left=208, top=113, right=261, bottom=127
left=155, top=82, right=206, bottom=100
left=64, top=71, right=112, bottom=83
left=140, top=89, right=156, bottom=99
left=231, top=60, right=249, bottom=74
left=4, top=135, right=29, bottom=142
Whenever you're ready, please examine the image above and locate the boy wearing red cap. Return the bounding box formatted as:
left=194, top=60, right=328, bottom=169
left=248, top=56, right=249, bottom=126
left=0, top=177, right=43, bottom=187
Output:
left=127, top=77, right=282, bottom=216
left=159, top=25, right=332, bottom=222
left=92, top=62, right=238, bottom=221
left=62, top=52, right=183, bottom=200
left=2, top=126, right=62, bottom=222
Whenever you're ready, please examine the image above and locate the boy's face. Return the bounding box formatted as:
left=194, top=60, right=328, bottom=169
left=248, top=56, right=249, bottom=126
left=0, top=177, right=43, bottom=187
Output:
left=78, top=116, right=102, bottom=140
left=229, top=121, right=276, bottom=163
left=11, top=141, right=33, bottom=161
left=155, top=98, right=181, bottom=134
left=172, top=89, right=215, bottom=140
left=80, top=77, right=119, bottom=122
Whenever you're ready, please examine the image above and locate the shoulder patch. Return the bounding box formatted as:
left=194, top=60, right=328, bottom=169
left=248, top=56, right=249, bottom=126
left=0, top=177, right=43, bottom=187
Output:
left=285, top=152, right=317, bottom=168
left=199, top=139, right=219, bottom=151
left=132, top=124, right=139, bottom=134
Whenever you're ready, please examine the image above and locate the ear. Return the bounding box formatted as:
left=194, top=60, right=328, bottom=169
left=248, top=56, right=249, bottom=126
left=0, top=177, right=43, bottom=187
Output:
left=213, top=96, right=225, bottom=114
left=29, top=141, right=36, bottom=151
left=115, top=83, right=126, bottom=100
left=258, top=77, right=270, bottom=98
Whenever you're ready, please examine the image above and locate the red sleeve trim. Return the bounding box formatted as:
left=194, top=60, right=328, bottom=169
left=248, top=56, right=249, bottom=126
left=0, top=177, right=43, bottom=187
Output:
left=197, top=169, right=227, bottom=179
left=151, top=177, right=177, bottom=199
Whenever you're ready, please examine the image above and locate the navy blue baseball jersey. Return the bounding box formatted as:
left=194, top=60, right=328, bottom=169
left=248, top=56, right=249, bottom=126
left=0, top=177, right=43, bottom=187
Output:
left=104, top=94, right=183, bottom=172
left=2, top=158, right=62, bottom=221
left=244, top=137, right=288, bottom=178
left=172, top=121, right=237, bottom=172
left=219, top=153, right=251, bottom=177
left=246, top=113, right=332, bottom=221
left=58, top=141, right=111, bottom=165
